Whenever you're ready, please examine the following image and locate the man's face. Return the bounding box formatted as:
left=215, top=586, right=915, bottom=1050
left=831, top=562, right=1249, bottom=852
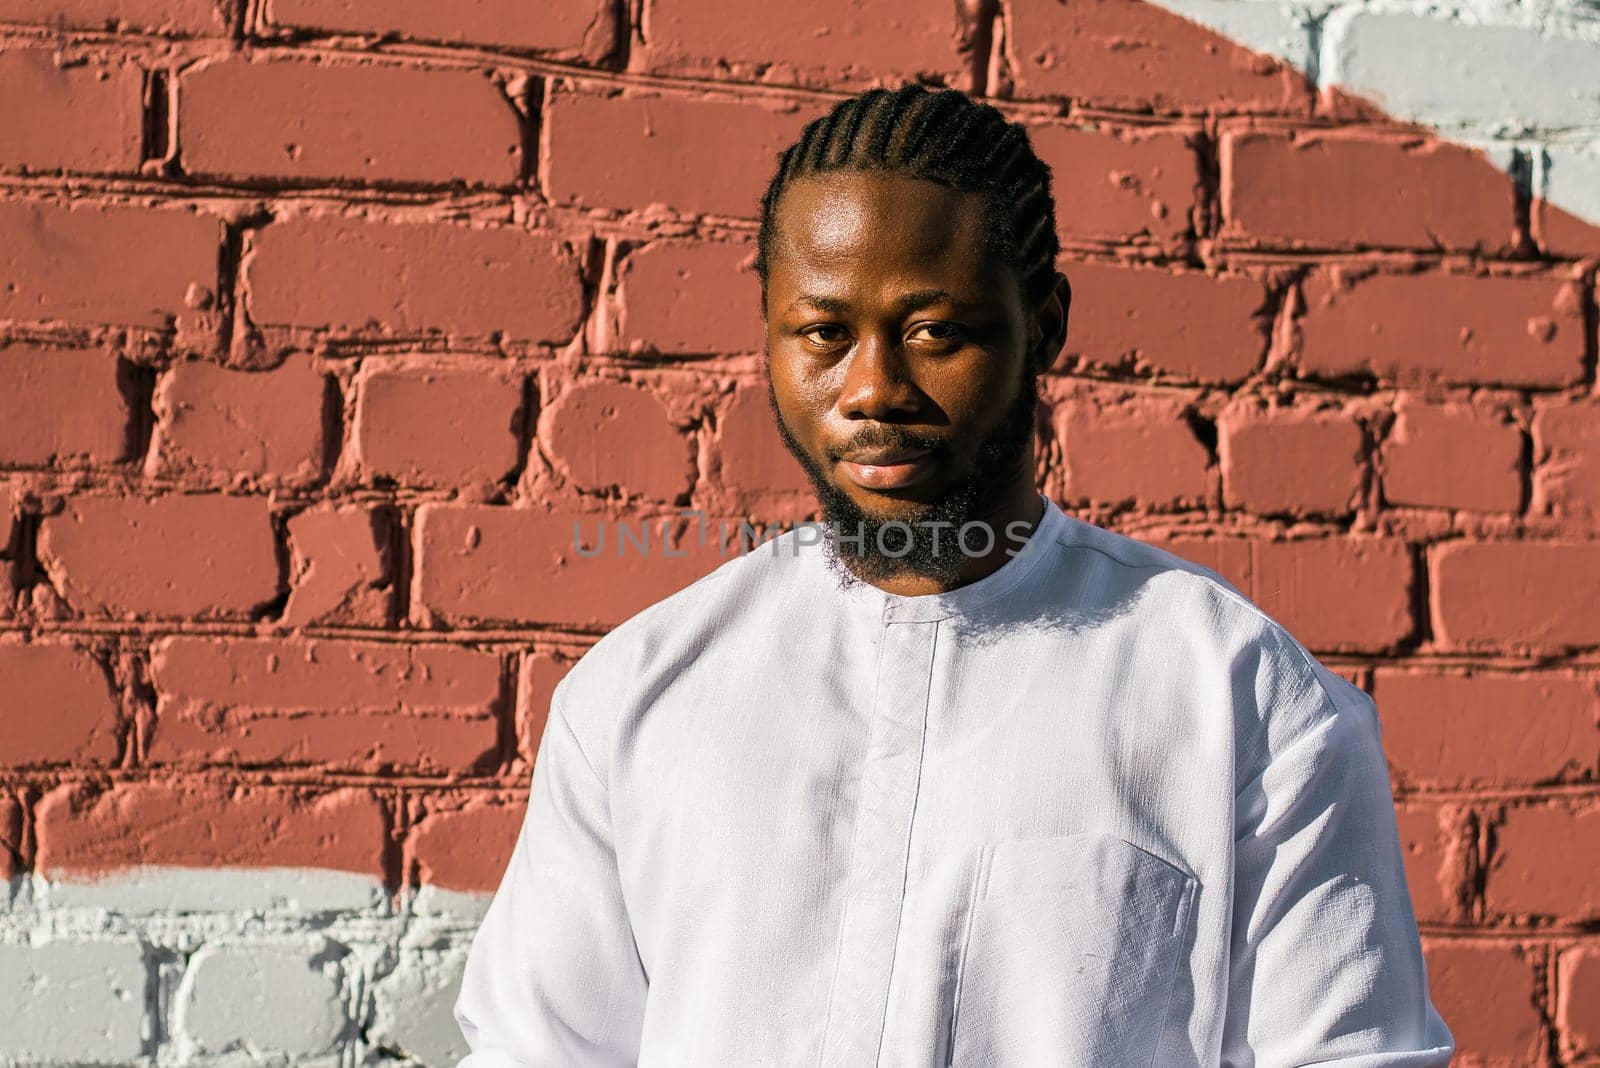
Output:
left=762, top=169, right=1054, bottom=582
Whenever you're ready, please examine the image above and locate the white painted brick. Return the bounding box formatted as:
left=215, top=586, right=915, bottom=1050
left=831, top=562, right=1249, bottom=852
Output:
left=369, top=947, right=471, bottom=1066
left=0, top=940, right=148, bottom=1063
left=36, top=866, right=389, bottom=915
left=1332, top=11, right=1600, bottom=131
left=1542, top=142, right=1600, bottom=232
left=0, top=873, right=26, bottom=913
left=407, top=884, right=492, bottom=922
left=171, top=939, right=350, bottom=1058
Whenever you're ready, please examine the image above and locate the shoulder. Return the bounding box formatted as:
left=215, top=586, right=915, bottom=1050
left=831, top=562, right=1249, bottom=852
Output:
left=1044, top=512, right=1268, bottom=635
left=1053, top=515, right=1358, bottom=682
left=1046, top=514, right=1378, bottom=769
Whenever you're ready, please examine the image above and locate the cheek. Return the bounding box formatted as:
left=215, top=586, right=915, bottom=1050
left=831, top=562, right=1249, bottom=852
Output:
left=767, top=353, right=830, bottom=443
left=772, top=342, right=844, bottom=398
left=924, top=356, right=1018, bottom=430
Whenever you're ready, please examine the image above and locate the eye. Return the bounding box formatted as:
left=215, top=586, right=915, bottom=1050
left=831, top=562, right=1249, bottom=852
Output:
left=908, top=321, right=966, bottom=346
left=798, top=323, right=850, bottom=348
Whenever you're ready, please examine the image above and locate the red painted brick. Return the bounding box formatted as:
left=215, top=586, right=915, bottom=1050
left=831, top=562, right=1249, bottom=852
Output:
left=148, top=356, right=326, bottom=483
left=1004, top=0, right=1308, bottom=112
left=353, top=360, right=524, bottom=489
left=613, top=242, right=764, bottom=356
left=0, top=47, right=144, bottom=174
left=0, top=791, right=19, bottom=879
left=244, top=214, right=584, bottom=343
left=1489, top=804, right=1600, bottom=920
left=147, top=636, right=501, bottom=774
left=36, top=494, right=279, bottom=619
left=410, top=797, right=525, bottom=893
left=0, top=484, right=12, bottom=619
left=715, top=381, right=813, bottom=504
left=1534, top=402, right=1600, bottom=520
left=0, top=345, right=129, bottom=466
left=1253, top=538, right=1413, bottom=652
left=1334, top=664, right=1367, bottom=691
left=1537, top=195, right=1600, bottom=260
left=0, top=199, right=221, bottom=333
left=1423, top=941, right=1544, bottom=1063
left=1149, top=535, right=1414, bottom=652
left=179, top=57, right=520, bottom=185
left=1222, top=131, right=1513, bottom=251
left=539, top=380, right=693, bottom=502
left=1052, top=387, right=1211, bottom=508
left=1219, top=401, right=1364, bottom=516
left=1057, top=262, right=1269, bottom=384
left=1559, top=946, right=1600, bottom=1061
left=0, top=0, right=230, bottom=34
left=1299, top=271, right=1585, bottom=387
left=634, top=0, right=970, bottom=90
left=1394, top=803, right=1471, bottom=924
left=516, top=650, right=574, bottom=766
left=1380, top=396, right=1523, bottom=513
left=544, top=87, right=821, bottom=219
left=1031, top=124, right=1201, bottom=244
left=35, top=782, right=387, bottom=881
left=0, top=482, right=17, bottom=548
left=414, top=504, right=724, bottom=629
left=1374, top=669, right=1598, bottom=787
left=282, top=503, right=392, bottom=627
left=0, top=642, right=119, bottom=767
left=1137, top=535, right=1253, bottom=598
left=1433, top=541, right=1600, bottom=651
left=264, top=0, right=614, bottom=57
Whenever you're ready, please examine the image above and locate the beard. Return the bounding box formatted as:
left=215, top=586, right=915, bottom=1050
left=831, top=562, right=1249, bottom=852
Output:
left=765, top=362, right=1041, bottom=587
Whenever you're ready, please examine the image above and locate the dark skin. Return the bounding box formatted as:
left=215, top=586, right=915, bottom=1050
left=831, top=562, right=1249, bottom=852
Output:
left=762, top=170, right=1071, bottom=596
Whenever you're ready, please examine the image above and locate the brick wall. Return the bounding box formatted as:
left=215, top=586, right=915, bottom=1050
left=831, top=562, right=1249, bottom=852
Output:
left=1, top=0, right=1596, bottom=1064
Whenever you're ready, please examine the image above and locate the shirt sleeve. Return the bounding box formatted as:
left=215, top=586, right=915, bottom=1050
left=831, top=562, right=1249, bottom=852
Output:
left=454, top=677, right=648, bottom=1067
left=1222, top=662, right=1454, bottom=1066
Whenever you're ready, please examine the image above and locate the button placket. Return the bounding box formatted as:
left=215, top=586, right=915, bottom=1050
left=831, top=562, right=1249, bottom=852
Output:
left=817, top=614, right=938, bottom=1067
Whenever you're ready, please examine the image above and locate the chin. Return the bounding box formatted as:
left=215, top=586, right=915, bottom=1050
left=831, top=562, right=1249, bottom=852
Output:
left=827, top=480, right=948, bottom=523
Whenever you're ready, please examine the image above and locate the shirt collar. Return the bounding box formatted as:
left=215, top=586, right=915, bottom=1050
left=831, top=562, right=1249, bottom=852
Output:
left=807, top=493, right=1068, bottom=624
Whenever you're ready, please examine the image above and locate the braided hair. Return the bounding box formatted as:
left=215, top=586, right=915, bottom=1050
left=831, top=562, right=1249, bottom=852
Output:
left=754, top=84, right=1061, bottom=312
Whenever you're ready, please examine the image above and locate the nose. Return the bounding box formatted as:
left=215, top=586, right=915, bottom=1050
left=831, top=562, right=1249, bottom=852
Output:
left=836, top=336, right=923, bottom=423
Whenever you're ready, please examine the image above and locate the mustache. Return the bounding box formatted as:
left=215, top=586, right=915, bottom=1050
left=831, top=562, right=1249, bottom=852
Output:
left=827, top=426, right=947, bottom=461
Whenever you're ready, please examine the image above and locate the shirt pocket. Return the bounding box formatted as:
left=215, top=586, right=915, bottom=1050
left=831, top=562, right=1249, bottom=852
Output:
left=947, top=831, right=1198, bottom=1068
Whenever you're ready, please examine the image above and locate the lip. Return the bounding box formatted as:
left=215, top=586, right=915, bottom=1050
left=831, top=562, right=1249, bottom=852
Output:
left=836, top=447, right=937, bottom=491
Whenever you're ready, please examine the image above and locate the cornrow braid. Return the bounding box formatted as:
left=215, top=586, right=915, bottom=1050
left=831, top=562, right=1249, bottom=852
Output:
left=755, top=84, right=1060, bottom=310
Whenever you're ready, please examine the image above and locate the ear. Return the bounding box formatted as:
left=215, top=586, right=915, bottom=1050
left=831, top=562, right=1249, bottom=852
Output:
left=1028, top=271, right=1071, bottom=376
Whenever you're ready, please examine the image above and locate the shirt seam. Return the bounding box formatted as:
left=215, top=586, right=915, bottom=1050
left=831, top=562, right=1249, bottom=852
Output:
left=869, top=618, right=939, bottom=1062
left=548, top=675, right=606, bottom=788
left=1049, top=537, right=1367, bottom=714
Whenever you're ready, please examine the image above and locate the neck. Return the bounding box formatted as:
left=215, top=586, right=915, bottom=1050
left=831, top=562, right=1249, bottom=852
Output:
left=845, top=467, right=1045, bottom=597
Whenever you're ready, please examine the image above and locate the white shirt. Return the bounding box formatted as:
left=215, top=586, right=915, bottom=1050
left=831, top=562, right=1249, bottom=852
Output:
left=455, top=494, right=1454, bottom=1066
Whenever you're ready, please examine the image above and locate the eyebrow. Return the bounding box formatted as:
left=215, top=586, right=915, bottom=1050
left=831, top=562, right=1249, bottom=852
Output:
left=785, top=288, right=972, bottom=316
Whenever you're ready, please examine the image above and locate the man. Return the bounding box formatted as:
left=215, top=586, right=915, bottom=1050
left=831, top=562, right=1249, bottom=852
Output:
left=455, top=84, right=1453, bottom=1066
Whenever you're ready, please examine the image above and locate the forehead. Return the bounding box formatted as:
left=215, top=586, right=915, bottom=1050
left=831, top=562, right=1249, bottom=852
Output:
left=767, top=171, right=999, bottom=300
